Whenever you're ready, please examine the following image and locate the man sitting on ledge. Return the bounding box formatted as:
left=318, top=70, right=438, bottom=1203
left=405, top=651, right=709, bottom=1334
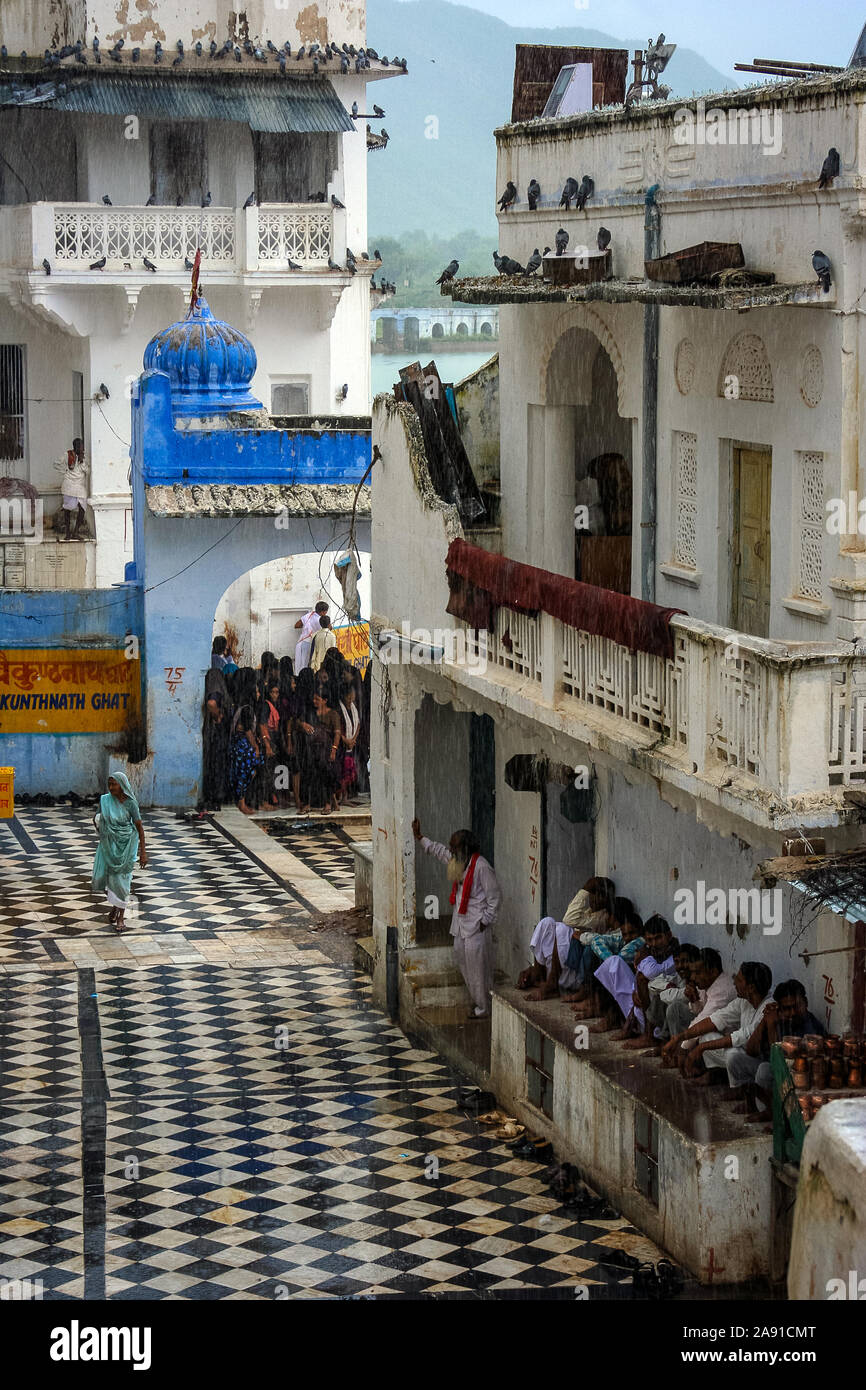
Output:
left=741, top=977, right=826, bottom=1120
left=517, top=877, right=614, bottom=1001
left=661, top=946, right=737, bottom=1068
left=591, top=915, right=675, bottom=1041
left=674, top=961, right=773, bottom=1088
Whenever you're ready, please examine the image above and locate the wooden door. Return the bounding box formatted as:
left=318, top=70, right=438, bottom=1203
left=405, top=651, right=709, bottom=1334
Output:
left=732, top=447, right=771, bottom=637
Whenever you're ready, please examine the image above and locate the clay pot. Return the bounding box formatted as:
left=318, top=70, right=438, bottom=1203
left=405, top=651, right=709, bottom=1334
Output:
left=828, top=1061, right=845, bottom=1089
left=780, top=1036, right=802, bottom=1058
left=847, top=1064, right=862, bottom=1088
left=843, top=1035, right=861, bottom=1061
left=810, top=1059, right=827, bottom=1089
left=825, top=1034, right=842, bottom=1056
left=804, top=1034, right=825, bottom=1056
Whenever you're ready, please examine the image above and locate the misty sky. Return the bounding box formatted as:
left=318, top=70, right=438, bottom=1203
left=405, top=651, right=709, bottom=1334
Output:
left=396, top=0, right=866, bottom=79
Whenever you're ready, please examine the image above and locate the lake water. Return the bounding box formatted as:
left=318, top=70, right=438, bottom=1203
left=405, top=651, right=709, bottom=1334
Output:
left=371, top=348, right=497, bottom=398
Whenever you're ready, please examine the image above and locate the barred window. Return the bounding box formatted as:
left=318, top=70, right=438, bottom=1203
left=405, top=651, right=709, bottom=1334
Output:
left=0, top=345, right=26, bottom=476
left=672, top=431, right=698, bottom=568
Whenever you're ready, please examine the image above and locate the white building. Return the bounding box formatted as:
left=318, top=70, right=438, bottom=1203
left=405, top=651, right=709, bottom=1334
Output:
left=368, top=60, right=866, bottom=1282
left=0, top=0, right=400, bottom=594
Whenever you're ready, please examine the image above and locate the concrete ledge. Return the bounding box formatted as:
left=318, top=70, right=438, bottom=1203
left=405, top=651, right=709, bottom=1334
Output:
left=213, top=806, right=352, bottom=913
left=491, top=985, right=773, bottom=1285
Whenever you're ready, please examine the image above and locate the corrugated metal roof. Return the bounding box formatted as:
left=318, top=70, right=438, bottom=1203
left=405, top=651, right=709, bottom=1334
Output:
left=0, top=75, right=353, bottom=133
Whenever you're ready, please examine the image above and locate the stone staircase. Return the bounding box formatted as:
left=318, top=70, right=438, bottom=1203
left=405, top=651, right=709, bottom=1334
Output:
left=403, top=945, right=470, bottom=1012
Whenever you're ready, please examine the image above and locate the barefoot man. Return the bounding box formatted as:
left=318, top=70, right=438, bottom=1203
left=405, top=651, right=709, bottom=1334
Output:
left=412, top=818, right=501, bottom=1019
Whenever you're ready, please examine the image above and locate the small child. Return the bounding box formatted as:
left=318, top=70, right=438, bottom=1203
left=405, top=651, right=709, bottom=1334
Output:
left=55, top=438, right=88, bottom=540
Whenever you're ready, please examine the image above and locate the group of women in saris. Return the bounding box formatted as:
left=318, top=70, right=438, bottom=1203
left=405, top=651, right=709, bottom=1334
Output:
left=201, top=642, right=370, bottom=816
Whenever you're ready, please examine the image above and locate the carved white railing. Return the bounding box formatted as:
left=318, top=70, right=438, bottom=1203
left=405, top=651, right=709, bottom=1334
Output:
left=561, top=623, right=688, bottom=745
left=829, top=667, right=866, bottom=785
left=0, top=202, right=338, bottom=271
left=257, top=204, right=333, bottom=265
left=453, top=606, right=866, bottom=801
left=466, top=608, right=542, bottom=683
left=53, top=206, right=236, bottom=266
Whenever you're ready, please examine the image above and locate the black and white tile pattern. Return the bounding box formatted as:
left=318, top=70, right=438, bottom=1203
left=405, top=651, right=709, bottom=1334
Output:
left=0, top=808, right=685, bottom=1300
left=0, top=809, right=310, bottom=960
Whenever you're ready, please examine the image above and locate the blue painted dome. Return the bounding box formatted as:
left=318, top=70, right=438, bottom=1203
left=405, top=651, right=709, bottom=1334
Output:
left=143, top=295, right=262, bottom=416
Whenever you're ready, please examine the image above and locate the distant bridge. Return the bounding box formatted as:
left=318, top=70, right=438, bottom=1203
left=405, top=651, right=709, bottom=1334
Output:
left=371, top=306, right=499, bottom=344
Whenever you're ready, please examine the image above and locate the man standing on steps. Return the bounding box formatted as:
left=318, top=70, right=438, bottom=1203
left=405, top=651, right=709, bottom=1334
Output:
left=412, top=818, right=501, bottom=1019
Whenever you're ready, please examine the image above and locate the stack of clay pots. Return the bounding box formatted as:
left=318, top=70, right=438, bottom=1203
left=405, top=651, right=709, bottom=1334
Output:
left=782, top=1032, right=865, bottom=1123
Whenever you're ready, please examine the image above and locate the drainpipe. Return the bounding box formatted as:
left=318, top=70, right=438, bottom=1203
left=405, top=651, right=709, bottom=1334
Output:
left=641, top=184, right=661, bottom=602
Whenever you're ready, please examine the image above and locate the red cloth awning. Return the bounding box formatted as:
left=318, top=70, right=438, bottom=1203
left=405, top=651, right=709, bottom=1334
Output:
left=445, top=538, right=685, bottom=660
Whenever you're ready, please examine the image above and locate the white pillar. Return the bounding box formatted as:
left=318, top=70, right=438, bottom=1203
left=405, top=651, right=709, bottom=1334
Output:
left=543, top=404, right=576, bottom=577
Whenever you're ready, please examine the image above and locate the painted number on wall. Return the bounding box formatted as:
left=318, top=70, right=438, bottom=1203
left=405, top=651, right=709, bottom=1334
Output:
left=164, top=667, right=185, bottom=695
left=529, top=823, right=539, bottom=905
left=823, top=973, right=835, bottom=1031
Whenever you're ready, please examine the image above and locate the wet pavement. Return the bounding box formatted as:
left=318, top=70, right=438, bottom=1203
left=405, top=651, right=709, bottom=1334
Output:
left=0, top=808, right=688, bottom=1300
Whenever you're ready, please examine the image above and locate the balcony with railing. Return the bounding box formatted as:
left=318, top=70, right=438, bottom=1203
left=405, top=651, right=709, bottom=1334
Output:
left=407, top=526, right=866, bottom=826
left=0, top=201, right=347, bottom=275
left=457, top=607, right=866, bottom=812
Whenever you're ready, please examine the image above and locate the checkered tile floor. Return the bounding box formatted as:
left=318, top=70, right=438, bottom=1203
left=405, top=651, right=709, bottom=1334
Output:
left=0, top=808, right=310, bottom=961
left=261, top=821, right=358, bottom=896
left=0, top=807, right=684, bottom=1300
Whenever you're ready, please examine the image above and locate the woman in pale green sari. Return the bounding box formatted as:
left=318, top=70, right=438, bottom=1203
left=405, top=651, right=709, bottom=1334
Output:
left=92, top=769, right=148, bottom=932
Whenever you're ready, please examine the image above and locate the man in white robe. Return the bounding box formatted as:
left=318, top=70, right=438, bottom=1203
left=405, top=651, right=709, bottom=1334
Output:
left=413, top=817, right=501, bottom=1019
left=294, top=601, right=328, bottom=672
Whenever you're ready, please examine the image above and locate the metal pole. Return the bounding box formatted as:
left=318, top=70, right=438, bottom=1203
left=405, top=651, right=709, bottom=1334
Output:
left=641, top=185, right=661, bottom=602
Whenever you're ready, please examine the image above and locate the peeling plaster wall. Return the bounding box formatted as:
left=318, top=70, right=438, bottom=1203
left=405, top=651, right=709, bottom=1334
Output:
left=0, top=2, right=365, bottom=49
left=454, top=353, right=500, bottom=491
left=788, top=1099, right=866, bottom=1299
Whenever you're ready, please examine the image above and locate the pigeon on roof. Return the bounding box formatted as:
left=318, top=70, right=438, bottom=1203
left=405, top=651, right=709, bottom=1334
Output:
left=436, top=259, right=459, bottom=285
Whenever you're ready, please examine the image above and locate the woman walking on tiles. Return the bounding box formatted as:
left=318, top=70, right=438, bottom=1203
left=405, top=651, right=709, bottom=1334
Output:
left=92, top=769, right=148, bottom=932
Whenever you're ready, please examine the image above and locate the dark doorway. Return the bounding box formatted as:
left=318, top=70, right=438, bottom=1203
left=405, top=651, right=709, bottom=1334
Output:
left=253, top=132, right=336, bottom=203
left=150, top=122, right=207, bottom=205
left=470, top=712, right=495, bottom=864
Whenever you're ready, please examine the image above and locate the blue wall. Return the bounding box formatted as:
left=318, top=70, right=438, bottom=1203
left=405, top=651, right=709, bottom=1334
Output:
left=136, top=371, right=371, bottom=485
left=0, top=587, right=143, bottom=795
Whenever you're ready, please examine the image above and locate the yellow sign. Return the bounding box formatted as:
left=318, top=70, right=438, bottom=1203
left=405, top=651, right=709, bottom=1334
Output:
left=0, top=649, right=141, bottom=735
left=334, top=622, right=370, bottom=673
left=0, top=766, right=12, bottom=818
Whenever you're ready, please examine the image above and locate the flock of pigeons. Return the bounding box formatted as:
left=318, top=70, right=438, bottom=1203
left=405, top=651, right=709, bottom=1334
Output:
left=42, top=232, right=389, bottom=281
left=6, top=37, right=408, bottom=77
left=497, top=175, right=596, bottom=215
left=436, top=227, right=610, bottom=285
left=439, top=147, right=843, bottom=291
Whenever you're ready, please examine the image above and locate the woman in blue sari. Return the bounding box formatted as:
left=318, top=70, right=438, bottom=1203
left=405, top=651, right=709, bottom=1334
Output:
left=92, top=769, right=148, bottom=932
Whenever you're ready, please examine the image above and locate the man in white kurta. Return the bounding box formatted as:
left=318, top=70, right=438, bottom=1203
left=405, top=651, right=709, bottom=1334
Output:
left=413, top=818, right=501, bottom=1018
left=677, top=962, right=773, bottom=1087
left=294, top=601, right=328, bottom=672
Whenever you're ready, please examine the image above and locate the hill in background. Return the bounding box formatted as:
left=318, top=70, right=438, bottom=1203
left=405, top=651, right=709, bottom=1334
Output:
left=367, top=0, right=735, bottom=243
